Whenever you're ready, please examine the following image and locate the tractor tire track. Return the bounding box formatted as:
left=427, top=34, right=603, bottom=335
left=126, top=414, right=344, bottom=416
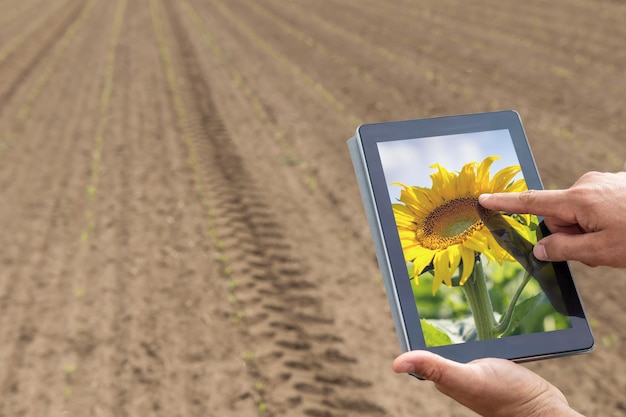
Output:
left=159, top=2, right=388, bottom=415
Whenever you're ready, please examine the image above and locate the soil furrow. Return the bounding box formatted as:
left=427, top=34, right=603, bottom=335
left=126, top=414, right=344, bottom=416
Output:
left=0, top=0, right=68, bottom=64
left=149, top=0, right=274, bottom=414
left=0, top=1, right=113, bottom=415
left=428, top=0, right=626, bottom=60
left=0, top=0, right=82, bottom=119
left=160, top=2, right=389, bottom=415
left=179, top=0, right=386, bottom=256
left=323, top=0, right=626, bottom=142
left=0, top=0, right=105, bottom=355
left=0, top=45, right=100, bottom=417
left=253, top=0, right=475, bottom=117
left=0, top=0, right=98, bottom=163
left=55, top=2, right=133, bottom=414
left=224, top=0, right=624, bottom=178
left=0, top=0, right=46, bottom=39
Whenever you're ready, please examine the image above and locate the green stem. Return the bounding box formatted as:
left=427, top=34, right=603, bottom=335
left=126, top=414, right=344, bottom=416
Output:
left=495, top=271, right=532, bottom=335
left=462, top=258, right=497, bottom=340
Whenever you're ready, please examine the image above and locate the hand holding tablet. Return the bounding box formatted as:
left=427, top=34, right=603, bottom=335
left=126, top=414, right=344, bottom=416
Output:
left=392, top=350, right=585, bottom=417
left=347, top=111, right=594, bottom=363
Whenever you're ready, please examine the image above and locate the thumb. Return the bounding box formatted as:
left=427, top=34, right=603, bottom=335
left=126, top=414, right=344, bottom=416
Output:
left=536, top=232, right=609, bottom=266
left=392, top=351, right=565, bottom=417
left=393, top=351, right=481, bottom=391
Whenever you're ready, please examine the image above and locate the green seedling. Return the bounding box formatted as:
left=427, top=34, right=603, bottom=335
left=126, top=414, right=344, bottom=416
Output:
left=602, top=333, right=618, bottom=349
left=306, top=176, right=317, bottom=191
left=232, top=311, right=244, bottom=323
left=63, top=363, right=76, bottom=375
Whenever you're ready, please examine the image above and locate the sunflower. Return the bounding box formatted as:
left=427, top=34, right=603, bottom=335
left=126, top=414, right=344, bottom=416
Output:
left=392, top=156, right=533, bottom=295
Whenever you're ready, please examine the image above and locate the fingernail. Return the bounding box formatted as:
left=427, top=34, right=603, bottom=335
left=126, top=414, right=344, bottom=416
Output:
left=478, top=194, right=491, bottom=203
left=534, top=243, right=548, bottom=260
left=396, top=362, right=415, bottom=373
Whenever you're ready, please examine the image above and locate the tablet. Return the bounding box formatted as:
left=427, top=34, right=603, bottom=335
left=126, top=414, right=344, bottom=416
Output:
left=347, top=110, right=594, bottom=365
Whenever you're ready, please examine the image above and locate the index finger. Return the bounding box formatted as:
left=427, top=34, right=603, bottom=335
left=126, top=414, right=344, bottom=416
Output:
left=478, top=189, right=569, bottom=217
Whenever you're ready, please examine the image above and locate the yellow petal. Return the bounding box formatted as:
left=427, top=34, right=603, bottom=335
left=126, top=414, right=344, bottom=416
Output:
left=483, top=233, right=514, bottom=263
left=506, top=178, right=527, bottom=192
left=393, top=204, right=418, bottom=227
left=398, top=229, right=417, bottom=240
left=411, top=248, right=437, bottom=276
left=459, top=247, right=475, bottom=285
left=431, top=272, right=444, bottom=296
left=490, top=165, right=521, bottom=192
left=463, top=230, right=491, bottom=254
left=429, top=164, right=455, bottom=199
left=506, top=215, right=537, bottom=243
left=459, top=161, right=477, bottom=196
left=398, top=188, right=422, bottom=209
left=414, top=185, right=443, bottom=208
left=403, top=244, right=428, bottom=262
left=477, top=156, right=500, bottom=185
left=432, top=250, right=455, bottom=295
left=447, top=245, right=462, bottom=278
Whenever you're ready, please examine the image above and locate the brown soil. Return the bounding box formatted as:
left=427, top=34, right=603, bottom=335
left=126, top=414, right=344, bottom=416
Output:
left=0, top=0, right=624, bottom=416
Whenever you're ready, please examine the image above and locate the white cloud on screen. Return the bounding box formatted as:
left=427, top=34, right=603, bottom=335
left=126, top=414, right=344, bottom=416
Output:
left=377, top=130, right=522, bottom=202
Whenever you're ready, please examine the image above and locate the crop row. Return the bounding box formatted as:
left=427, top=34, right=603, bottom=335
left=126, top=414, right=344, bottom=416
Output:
left=180, top=0, right=377, bottom=234
left=0, top=0, right=66, bottom=65
left=340, top=0, right=626, bottom=112
left=225, top=0, right=623, bottom=173
left=149, top=0, right=268, bottom=412
left=0, top=0, right=96, bottom=162
left=80, top=0, right=127, bottom=241
left=182, top=0, right=368, bottom=209
left=154, top=3, right=391, bottom=415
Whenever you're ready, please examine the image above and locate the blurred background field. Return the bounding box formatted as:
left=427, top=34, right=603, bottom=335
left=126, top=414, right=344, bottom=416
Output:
left=0, top=0, right=624, bottom=416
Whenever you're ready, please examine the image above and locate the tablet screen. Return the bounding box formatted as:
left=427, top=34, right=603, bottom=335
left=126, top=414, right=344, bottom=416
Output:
left=375, top=128, right=572, bottom=347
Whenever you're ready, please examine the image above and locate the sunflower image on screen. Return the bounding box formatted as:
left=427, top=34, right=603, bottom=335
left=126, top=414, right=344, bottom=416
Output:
left=391, top=156, right=571, bottom=347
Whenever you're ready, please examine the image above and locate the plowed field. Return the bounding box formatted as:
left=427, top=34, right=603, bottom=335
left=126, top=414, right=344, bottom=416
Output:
left=1, top=0, right=624, bottom=416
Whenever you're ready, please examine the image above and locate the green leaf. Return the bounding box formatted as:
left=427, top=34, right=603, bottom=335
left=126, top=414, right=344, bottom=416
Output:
left=501, top=293, right=543, bottom=337
left=420, top=319, right=452, bottom=347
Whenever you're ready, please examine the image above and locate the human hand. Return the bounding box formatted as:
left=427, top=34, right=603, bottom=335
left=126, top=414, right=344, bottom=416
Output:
left=393, top=351, right=583, bottom=417
left=478, top=171, right=626, bottom=267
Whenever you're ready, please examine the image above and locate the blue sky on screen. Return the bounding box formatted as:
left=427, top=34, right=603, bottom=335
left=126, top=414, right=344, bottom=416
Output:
left=377, top=129, right=522, bottom=202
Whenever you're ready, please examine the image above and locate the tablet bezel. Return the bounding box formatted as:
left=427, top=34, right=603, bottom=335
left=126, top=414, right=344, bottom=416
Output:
left=357, top=110, right=594, bottom=363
